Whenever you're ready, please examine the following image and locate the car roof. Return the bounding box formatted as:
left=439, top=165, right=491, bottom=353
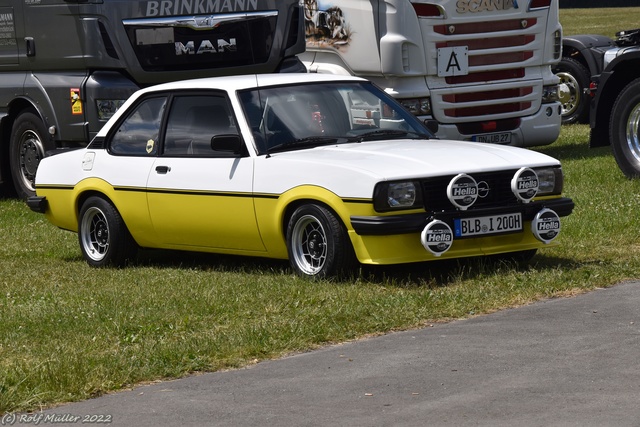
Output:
left=96, top=73, right=371, bottom=138
left=140, top=73, right=368, bottom=94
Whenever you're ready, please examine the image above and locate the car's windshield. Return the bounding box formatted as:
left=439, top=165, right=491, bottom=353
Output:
left=238, top=81, right=431, bottom=155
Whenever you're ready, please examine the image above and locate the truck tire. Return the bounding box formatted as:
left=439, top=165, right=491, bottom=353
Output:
left=9, top=111, right=50, bottom=200
left=553, top=57, right=590, bottom=125
left=610, top=78, right=640, bottom=178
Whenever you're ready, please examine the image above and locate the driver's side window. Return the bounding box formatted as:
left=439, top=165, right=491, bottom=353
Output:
left=109, top=97, right=167, bottom=156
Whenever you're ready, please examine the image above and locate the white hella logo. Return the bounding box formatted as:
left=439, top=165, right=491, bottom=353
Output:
left=456, top=0, right=517, bottom=13
left=175, top=38, right=237, bottom=55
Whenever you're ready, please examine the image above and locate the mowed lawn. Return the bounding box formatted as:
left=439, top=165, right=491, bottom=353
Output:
left=2, top=7, right=640, bottom=415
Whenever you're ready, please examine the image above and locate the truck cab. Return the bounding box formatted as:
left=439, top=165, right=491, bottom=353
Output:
left=0, top=0, right=305, bottom=198
left=301, top=0, right=563, bottom=149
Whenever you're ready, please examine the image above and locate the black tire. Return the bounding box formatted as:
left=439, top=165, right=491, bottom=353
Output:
left=553, top=57, right=590, bottom=125
left=286, top=204, right=357, bottom=279
left=610, top=78, right=640, bottom=179
left=78, top=196, right=137, bottom=267
left=9, top=111, right=51, bottom=200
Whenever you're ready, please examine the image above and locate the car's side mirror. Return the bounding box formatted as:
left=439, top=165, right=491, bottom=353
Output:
left=210, top=135, right=247, bottom=156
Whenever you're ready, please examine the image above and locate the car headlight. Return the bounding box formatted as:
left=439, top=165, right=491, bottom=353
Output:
left=374, top=181, right=423, bottom=212
left=533, top=166, right=563, bottom=195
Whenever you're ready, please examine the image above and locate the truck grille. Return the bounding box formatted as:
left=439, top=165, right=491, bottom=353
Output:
left=427, top=15, right=545, bottom=122
left=123, top=12, right=277, bottom=72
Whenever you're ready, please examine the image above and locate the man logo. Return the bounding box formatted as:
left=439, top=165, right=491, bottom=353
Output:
left=175, top=39, right=237, bottom=55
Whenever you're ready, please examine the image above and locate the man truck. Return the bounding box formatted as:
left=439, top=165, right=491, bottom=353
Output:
left=0, top=0, right=305, bottom=199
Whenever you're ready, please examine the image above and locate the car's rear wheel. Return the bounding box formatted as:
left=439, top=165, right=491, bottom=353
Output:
left=78, top=196, right=137, bottom=267
left=610, top=78, right=640, bottom=178
left=286, top=204, right=356, bottom=279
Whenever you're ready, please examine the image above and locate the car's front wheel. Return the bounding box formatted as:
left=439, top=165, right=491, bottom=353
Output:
left=610, top=78, right=640, bottom=178
left=286, top=204, right=356, bottom=279
left=78, top=196, right=137, bottom=267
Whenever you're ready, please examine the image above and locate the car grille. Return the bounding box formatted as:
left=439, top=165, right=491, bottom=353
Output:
left=421, top=170, right=520, bottom=212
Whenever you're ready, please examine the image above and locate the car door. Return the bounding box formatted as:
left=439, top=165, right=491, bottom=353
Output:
left=98, top=95, right=167, bottom=245
left=146, top=93, right=265, bottom=251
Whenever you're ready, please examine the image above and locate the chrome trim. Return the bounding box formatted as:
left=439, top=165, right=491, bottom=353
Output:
left=123, top=10, right=278, bottom=30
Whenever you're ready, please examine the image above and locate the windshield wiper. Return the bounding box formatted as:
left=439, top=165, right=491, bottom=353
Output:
left=266, top=136, right=359, bottom=156
left=356, top=129, right=429, bottom=141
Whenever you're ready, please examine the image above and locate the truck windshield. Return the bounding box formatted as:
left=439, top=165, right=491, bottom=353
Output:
left=238, top=81, right=432, bottom=155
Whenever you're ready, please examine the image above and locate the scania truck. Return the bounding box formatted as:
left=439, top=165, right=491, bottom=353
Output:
left=301, top=0, right=563, bottom=148
left=0, top=0, right=305, bottom=198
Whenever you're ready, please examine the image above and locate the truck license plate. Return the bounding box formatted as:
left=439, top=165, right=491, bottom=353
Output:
left=472, top=132, right=512, bottom=144
left=454, top=213, right=523, bottom=237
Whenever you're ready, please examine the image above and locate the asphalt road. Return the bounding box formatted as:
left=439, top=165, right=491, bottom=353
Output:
left=37, top=281, right=640, bottom=426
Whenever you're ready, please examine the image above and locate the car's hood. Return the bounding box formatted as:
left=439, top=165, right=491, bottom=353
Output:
left=267, top=139, right=559, bottom=180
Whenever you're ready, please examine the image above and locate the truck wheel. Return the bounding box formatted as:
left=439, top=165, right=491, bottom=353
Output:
left=9, top=111, right=50, bottom=200
left=286, top=204, right=356, bottom=279
left=610, top=78, right=640, bottom=178
left=553, top=57, right=590, bottom=125
left=79, top=196, right=137, bottom=267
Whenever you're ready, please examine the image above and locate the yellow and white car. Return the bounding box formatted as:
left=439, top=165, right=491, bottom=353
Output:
left=27, top=74, right=574, bottom=278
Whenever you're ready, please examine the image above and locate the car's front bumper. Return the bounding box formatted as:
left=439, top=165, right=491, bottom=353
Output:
left=347, top=197, right=574, bottom=265
left=350, top=197, right=574, bottom=235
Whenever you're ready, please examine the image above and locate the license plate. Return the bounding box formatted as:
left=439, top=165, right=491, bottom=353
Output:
left=437, top=46, right=469, bottom=77
left=472, top=132, right=512, bottom=144
left=454, top=213, right=523, bottom=237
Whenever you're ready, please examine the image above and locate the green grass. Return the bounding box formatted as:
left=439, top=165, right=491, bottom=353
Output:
left=560, top=7, right=640, bottom=38
left=3, top=7, right=640, bottom=415
left=3, top=125, right=640, bottom=414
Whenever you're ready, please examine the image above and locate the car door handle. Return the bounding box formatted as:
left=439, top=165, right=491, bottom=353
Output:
left=155, top=166, right=171, bottom=174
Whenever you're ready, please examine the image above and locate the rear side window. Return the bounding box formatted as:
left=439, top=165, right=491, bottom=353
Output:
left=109, top=97, right=167, bottom=156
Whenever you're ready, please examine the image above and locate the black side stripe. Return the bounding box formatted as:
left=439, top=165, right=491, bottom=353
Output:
left=37, top=185, right=373, bottom=204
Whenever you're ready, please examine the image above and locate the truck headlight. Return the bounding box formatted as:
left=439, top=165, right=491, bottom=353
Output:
left=533, top=166, right=563, bottom=195
left=374, top=181, right=423, bottom=212
left=542, top=85, right=560, bottom=104
left=96, top=99, right=127, bottom=121
left=400, top=98, right=432, bottom=116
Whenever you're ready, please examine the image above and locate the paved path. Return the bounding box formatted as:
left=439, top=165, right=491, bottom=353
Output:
left=39, top=281, right=640, bottom=426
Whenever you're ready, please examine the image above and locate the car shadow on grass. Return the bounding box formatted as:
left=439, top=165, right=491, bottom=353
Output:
left=357, top=253, right=581, bottom=287
left=104, top=248, right=580, bottom=288
left=534, top=142, right=612, bottom=162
